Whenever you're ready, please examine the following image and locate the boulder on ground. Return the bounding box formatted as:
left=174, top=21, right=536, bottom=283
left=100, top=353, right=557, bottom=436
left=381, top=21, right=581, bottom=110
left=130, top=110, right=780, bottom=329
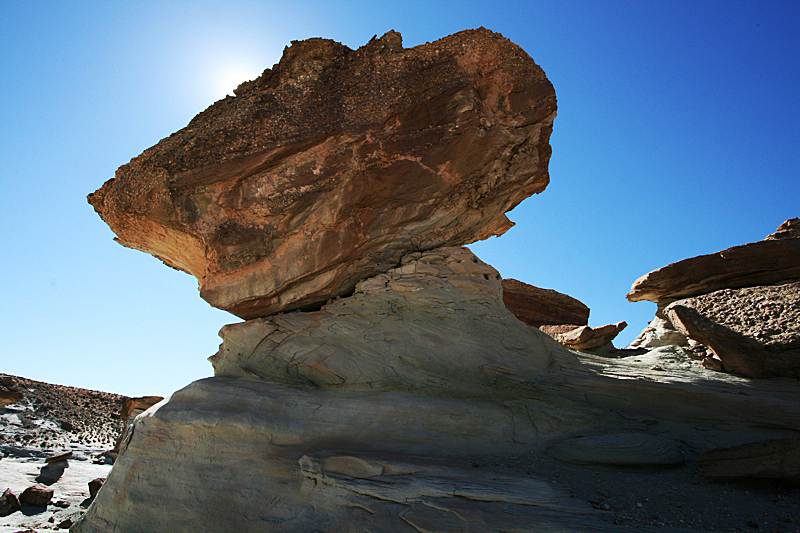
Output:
left=88, top=29, right=557, bottom=320
left=0, top=488, right=21, bottom=516
left=19, top=484, right=54, bottom=507
left=88, top=477, right=105, bottom=499
left=501, top=278, right=589, bottom=328
left=627, top=218, right=800, bottom=305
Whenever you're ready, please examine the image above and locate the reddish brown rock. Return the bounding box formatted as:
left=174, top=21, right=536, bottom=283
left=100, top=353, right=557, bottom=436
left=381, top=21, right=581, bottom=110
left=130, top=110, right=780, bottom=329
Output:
left=88, top=29, right=556, bottom=319
left=19, top=484, right=53, bottom=507
left=665, top=282, right=800, bottom=378
left=695, top=437, right=800, bottom=480
left=0, top=488, right=21, bottom=516
left=766, top=217, right=800, bottom=240
left=88, top=477, right=105, bottom=499
left=119, top=396, right=164, bottom=420
left=627, top=218, right=800, bottom=305
left=0, top=382, right=23, bottom=407
left=553, top=322, right=627, bottom=351
left=501, top=279, right=589, bottom=328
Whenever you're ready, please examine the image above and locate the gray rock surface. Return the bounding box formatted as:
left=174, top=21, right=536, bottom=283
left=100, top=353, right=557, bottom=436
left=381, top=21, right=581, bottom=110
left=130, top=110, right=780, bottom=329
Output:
left=210, top=247, right=561, bottom=396
left=695, top=437, right=800, bottom=480
left=72, top=248, right=800, bottom=533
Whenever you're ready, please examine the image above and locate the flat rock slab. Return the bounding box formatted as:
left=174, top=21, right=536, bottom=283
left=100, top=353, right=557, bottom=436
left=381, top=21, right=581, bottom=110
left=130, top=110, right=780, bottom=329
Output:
left=627, top=219, right=800, bottom=305
left=501, top=278, right=589, bottom=327
left=695, top=437, right=800, bottom=480
left=88, top=28, right=557, bottom=319
left=547, top=433, right=684, bottom=468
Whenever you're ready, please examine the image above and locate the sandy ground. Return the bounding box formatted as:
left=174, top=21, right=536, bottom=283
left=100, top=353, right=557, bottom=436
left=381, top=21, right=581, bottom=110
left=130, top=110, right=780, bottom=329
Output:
left=0, top=375, right=122, bottom=532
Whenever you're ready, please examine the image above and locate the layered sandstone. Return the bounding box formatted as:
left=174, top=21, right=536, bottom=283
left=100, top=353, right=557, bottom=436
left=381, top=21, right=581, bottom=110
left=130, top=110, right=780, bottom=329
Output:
left=88, top=29, right=556, bottom=319
left=501, top=278, right=589, bottom=328
left=210, top=248, right=561, bottom=396
left=627, top=218, right=800, bottom=305
left=73, top=247, right=800, bottom=533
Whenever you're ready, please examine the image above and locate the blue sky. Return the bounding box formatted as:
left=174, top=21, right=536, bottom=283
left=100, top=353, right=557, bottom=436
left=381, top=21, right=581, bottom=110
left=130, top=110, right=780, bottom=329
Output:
left=1, top=1, right=798, bottom=396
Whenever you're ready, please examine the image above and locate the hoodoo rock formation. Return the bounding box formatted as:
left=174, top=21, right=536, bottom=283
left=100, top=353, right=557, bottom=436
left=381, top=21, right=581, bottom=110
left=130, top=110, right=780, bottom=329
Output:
left=76, top=29, right=800, bottom=533
left=88, top=28, right=556, bottom=319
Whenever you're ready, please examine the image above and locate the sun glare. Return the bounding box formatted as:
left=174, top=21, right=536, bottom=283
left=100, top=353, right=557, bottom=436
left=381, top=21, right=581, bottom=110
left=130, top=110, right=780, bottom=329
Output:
left=215, top=66, right=261, bottom=99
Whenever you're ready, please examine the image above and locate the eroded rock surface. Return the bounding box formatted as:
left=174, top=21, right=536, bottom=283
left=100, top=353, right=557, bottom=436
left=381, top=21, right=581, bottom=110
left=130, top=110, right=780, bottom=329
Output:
left=501, top=278, right=589, bottom=328
left=664, top=282, right=800, bottom=378
left=695, top=437, right=800, bottom=480
left=553, top=322, right=627, bottom=351
left=73, top=247, right=800, bottom=533
left=210, top=247, right=562, bottom=396
left=88, top=28, right=557, bottom=319
left=627, top=218, right=800, bottom=305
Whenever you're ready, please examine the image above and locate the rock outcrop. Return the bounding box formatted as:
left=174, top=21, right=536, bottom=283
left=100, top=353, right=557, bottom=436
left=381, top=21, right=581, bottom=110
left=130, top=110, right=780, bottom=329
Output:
left=76, top=27, right=800, bottom=533
left=501, top=278, right=589, bottom=327
left=628, top=219, right=800, bottom=377
left=73, top=248, right=800, bottom=533
left=210, top=248, right=560, bottom=396
left=552, top=321, right=627, bottom=351
left=88, top=29, right=556, bottom=319
left=627, top=218, right=800, bottom=305
left=119, top=396, right=163, bottom=420
left=664, top=282, right=800, bottom=378
left=0, top=377, right=24, bottom=407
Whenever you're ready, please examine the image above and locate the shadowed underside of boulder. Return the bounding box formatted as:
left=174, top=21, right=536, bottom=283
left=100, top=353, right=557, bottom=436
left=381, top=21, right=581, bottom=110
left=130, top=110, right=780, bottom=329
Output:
left=88, top=28, right=557, bottom=319
left=627, top=219, right=800, bottom=305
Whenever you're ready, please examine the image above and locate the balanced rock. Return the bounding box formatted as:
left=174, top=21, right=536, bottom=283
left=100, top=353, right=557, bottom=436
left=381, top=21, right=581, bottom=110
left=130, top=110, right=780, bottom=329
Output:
left=627, top=218, right=800, bottom=305
left=88, top=29, right=557, bottom=319
left=501, top=278, right=589, bottom=328
left=664, top=282, right=800, bottom=378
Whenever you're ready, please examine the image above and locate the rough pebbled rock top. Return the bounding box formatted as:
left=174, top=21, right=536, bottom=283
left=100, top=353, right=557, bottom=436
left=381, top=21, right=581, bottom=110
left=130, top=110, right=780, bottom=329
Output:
left=89, top=28, right=557, bottom=319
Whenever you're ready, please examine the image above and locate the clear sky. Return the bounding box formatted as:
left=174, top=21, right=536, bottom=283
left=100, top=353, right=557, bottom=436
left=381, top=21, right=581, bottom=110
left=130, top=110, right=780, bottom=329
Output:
left=1, top=1, right=798, bottom=397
